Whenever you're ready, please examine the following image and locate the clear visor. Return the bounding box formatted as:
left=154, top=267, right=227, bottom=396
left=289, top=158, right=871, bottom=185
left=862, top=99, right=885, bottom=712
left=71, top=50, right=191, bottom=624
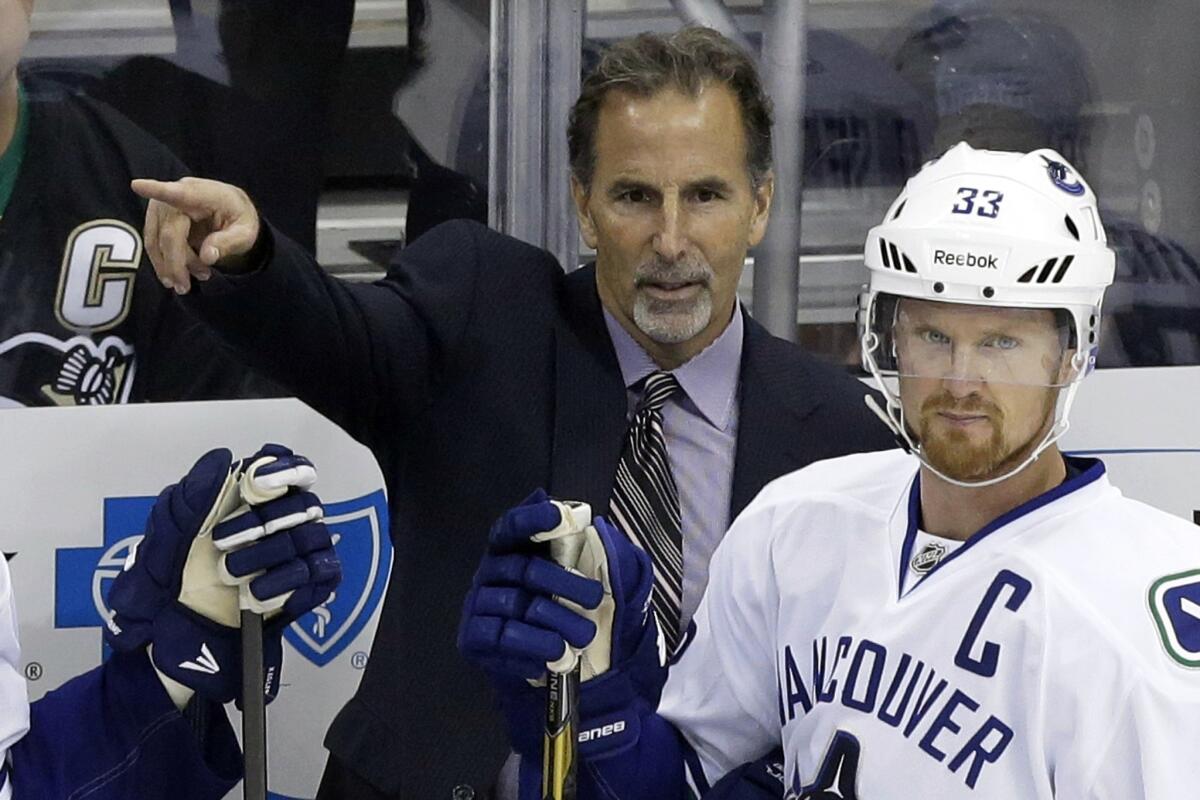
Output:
left=864, top=294, right=1082, bottom=388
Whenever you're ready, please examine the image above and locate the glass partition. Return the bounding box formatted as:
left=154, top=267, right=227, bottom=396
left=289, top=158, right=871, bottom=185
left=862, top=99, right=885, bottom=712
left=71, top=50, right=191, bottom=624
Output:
left=22, top=0, right=490, bottom=281
left=33, top=1, right=1197, bottom=369
left=585, top=0, right=1200, bottom=369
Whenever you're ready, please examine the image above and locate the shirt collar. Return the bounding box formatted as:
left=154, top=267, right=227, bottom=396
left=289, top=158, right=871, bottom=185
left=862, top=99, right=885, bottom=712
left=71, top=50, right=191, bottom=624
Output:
left=602, top=305, right=744, bottom=431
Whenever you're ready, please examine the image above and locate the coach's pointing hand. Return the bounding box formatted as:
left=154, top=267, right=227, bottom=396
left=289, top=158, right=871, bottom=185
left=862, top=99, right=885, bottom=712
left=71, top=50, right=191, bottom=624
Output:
left=131, top=177, right=262, bottom=294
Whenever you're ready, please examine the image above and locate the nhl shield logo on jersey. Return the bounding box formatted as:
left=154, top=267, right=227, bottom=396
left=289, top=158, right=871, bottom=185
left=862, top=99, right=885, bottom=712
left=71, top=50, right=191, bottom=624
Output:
left=1149, top=569, right=1200, bottom=668
left=283, top=490, right=392, bottom=667
left=910, top=542, right=947, bottom=575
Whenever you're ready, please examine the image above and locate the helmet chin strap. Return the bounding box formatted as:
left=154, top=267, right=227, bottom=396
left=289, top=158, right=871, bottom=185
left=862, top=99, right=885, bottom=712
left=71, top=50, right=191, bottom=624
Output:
left=863, top=343, right=1087, bottom=490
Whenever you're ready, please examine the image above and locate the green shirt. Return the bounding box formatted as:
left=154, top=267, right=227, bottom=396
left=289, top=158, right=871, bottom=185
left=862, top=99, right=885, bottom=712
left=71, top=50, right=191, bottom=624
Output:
left=0, top=83, right=29, bottom=219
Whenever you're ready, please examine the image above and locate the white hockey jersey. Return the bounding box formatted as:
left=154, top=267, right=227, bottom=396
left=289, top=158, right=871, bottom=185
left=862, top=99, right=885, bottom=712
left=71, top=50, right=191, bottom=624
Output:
left=0, top=557, right=30, bottom=800
left=660, top=450, right=1200, bottom=799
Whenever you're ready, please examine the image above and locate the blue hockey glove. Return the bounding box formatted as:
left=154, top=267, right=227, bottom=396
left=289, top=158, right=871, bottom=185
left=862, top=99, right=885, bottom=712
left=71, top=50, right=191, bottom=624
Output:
left=458, top=489, right=666, bottom=759
left=104, top=445, right=341, bottom=707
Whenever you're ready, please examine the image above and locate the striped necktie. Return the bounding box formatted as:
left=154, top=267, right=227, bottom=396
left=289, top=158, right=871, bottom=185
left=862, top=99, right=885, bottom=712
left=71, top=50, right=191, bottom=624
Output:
left=609, top=371, right=684, bottom=653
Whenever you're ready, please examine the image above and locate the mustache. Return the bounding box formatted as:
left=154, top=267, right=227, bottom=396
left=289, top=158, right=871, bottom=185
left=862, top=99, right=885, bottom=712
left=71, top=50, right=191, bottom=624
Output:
left=633, top=256, right=714, bottom=287
left=920, top=391, right=1003, bottom=421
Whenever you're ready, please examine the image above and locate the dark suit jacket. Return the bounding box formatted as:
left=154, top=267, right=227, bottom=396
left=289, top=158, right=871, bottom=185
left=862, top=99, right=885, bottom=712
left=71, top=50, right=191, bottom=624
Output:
left=185, top=220, right=894, bottom=799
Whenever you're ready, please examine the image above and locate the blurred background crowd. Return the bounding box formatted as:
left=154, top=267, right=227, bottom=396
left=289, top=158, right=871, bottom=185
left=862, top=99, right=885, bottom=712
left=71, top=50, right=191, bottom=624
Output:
left=11, top=0, right=1196, bottom=396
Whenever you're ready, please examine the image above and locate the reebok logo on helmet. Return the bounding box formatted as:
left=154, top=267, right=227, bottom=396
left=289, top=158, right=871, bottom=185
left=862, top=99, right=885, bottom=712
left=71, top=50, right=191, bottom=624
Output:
left=933, top=248, right=1000, bottom=269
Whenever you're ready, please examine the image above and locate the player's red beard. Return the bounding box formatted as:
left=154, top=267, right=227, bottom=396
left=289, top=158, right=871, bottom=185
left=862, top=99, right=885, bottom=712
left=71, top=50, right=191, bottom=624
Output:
left=913, top=388, right=1050, bottom=482
left=916, top=391, right=1008, bottom=481
left=914, top=386, right=1059, bottom=481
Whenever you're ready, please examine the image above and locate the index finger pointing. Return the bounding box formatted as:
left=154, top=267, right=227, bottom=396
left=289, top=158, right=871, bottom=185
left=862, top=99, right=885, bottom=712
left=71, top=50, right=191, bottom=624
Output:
left=131, top=178, right=200, bottom=210
left=130, top=177, right=241, bottom=220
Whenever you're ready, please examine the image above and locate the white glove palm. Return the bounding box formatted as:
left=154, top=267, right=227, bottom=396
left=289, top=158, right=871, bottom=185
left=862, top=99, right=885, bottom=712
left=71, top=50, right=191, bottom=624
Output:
left=178, top=452, right=319, bottom=626
left=533, top=501, right=618, bottom=680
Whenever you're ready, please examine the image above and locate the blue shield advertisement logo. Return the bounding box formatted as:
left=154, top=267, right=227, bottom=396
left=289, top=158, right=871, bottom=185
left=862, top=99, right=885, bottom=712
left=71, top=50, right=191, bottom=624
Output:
left=284, top=490, right=391, bottom=667
left=56, top=490, right=391, bottom=669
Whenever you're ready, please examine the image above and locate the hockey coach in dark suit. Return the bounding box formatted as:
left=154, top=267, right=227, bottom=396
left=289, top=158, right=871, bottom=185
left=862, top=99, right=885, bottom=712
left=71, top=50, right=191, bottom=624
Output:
left=132, top=27, right=893, bottom=800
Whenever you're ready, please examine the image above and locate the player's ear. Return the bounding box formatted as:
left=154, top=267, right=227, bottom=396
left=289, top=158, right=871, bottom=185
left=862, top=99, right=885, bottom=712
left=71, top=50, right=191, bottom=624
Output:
left=571, top=175, right=599, bottom=249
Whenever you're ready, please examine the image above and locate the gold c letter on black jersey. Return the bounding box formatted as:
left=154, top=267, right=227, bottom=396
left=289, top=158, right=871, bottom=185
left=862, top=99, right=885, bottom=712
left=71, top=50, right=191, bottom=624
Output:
left=54, top=220, right=142, bottom=333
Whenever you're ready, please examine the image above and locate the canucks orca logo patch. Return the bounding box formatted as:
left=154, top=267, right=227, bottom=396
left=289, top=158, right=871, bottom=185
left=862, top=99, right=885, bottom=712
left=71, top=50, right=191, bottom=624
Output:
left=911, top=542, right=947, bottom=575
left=1041, top=155, right=1086, bottom=196
left=1149, top=569, right=1200, bottom=668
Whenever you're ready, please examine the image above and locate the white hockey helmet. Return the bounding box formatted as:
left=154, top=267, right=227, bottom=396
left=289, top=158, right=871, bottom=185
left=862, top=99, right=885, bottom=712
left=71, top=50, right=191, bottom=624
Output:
left=860, top=142, right=1116, bottom=487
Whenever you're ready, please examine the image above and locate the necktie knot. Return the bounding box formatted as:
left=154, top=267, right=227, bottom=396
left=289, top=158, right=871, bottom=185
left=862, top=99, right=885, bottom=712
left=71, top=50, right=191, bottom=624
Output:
left=639, top=371, right=679, bottom=414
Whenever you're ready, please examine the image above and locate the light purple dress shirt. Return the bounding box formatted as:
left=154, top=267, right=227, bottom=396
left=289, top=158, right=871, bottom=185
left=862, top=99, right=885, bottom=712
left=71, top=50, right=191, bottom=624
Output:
left=602, top=307, right=743, bottom=628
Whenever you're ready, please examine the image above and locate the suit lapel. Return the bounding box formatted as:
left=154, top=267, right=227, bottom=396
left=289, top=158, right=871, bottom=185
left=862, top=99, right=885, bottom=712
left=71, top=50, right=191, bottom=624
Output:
left=549, top=264, right=628, bottom=514
left=730, top=315, right=824, bottom=517
left=548, top=293, right=833, bottom=520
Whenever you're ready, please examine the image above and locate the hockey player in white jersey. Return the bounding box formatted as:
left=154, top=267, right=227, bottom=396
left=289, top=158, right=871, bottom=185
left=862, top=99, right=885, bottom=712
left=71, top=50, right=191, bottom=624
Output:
left=659, top=143, right=1200, bottom=799
left=464, top=143, right=1200, bottom=799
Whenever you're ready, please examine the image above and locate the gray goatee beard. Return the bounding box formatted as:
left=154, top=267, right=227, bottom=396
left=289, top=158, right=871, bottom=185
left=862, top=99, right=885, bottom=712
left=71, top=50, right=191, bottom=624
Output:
left=632, top=258, right=715, bottom=345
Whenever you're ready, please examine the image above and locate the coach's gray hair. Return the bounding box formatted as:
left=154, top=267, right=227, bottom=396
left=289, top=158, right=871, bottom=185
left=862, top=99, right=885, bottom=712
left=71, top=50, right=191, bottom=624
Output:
left=568, top=27, right=774, bottom=191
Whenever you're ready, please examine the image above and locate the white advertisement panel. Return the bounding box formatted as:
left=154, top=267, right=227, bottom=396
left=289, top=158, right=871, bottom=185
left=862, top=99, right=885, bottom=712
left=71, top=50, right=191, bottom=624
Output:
left=0, top=398, right=391, bottom=800
left=1063, top=366, right=1200, bottom=524
left=2, top=369, right=1197, bottom=799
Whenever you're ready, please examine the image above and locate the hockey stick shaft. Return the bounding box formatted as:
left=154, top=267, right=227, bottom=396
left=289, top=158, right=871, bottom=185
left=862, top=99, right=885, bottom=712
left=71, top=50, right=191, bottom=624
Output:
left=542, top=665, right=580, bottom=800
left=538, top=501, right=592, bottom=800
left=241, top=609, right=268, bottom=800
